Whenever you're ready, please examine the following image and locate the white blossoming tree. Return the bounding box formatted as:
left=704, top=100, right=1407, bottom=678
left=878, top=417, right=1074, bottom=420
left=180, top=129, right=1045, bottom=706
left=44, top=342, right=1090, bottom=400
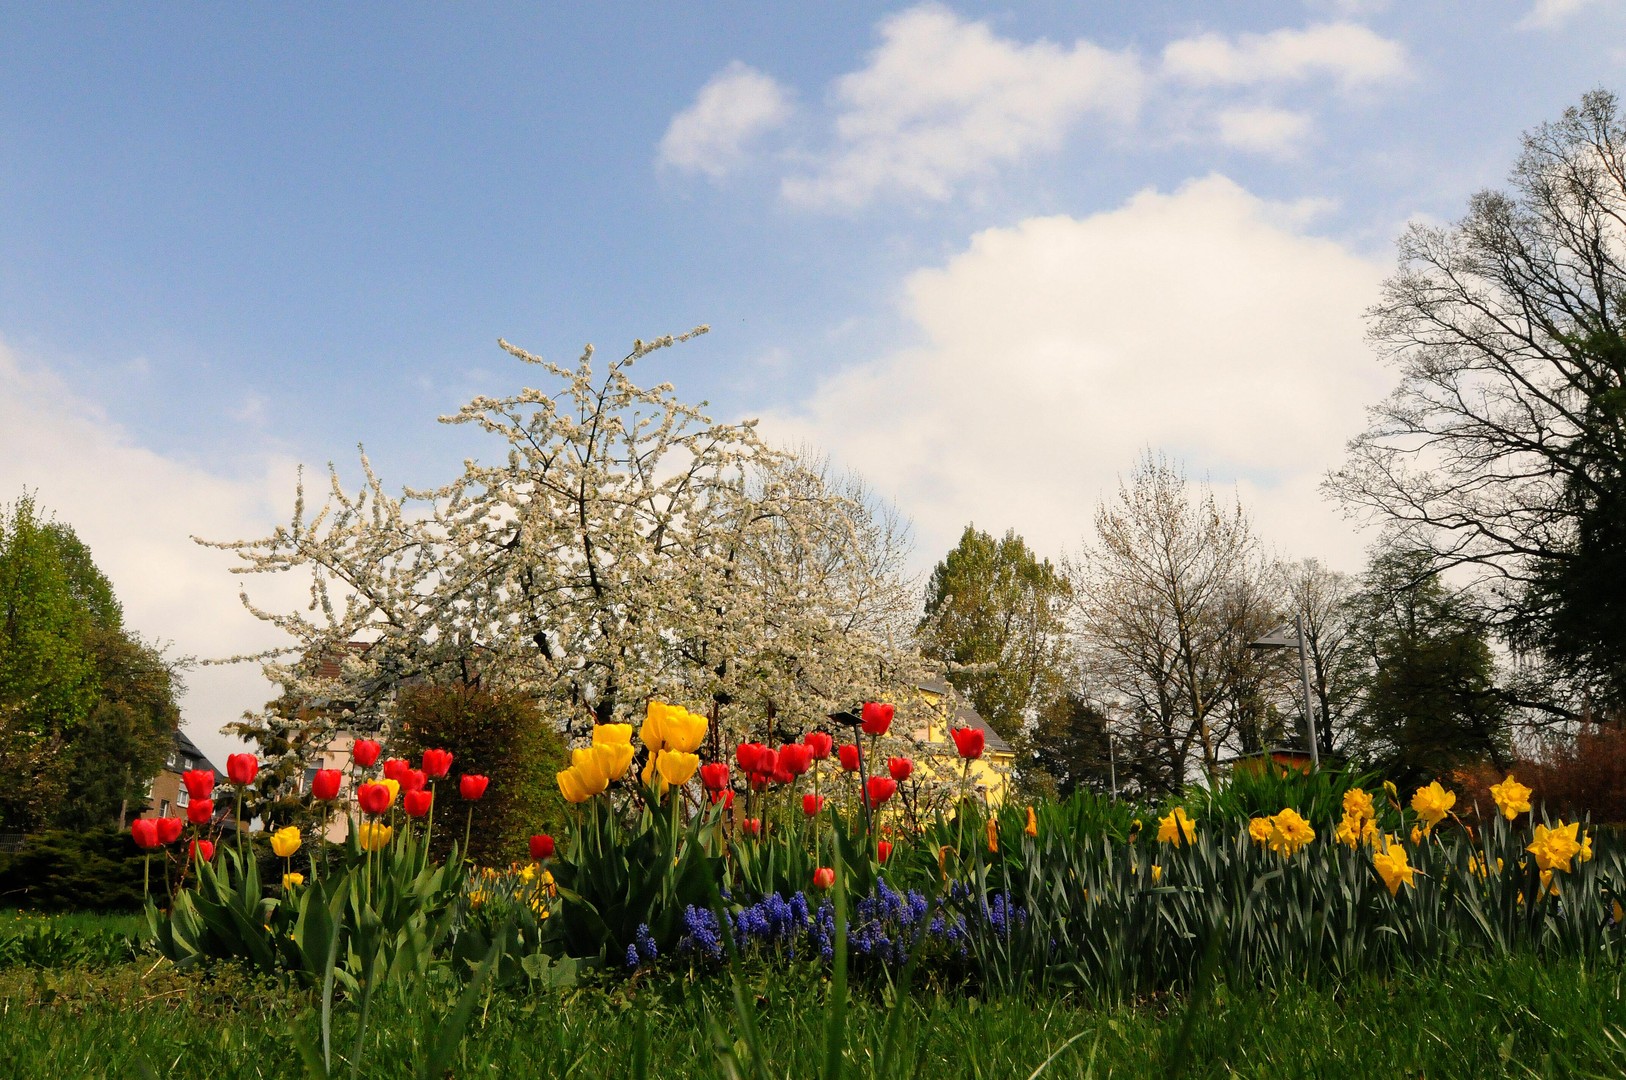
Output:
left=202, top=330, right=935, bottom=777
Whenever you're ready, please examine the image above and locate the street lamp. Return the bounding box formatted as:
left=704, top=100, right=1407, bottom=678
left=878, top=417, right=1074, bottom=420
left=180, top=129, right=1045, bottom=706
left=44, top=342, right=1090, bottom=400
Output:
left=1247, top=615, right=1321, bottom=768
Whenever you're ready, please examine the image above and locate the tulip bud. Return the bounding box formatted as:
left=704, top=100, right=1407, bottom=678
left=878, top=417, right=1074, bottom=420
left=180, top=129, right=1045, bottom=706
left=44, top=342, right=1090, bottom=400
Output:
left=187, top=799, right=214, bottom=826
left=351, top=739, right=382, bottom=768
left=877, top=839, right=893, bottom=864
left=189, top=839, right=215, bottom=862
left=865, top=776, right=898, bottom=808
left=383, top=758, right=411, bottom=783
left=156, top=817, right=184, bottom=845
left=860, top=702, right=894, bottom=736
left=357, top=781, right=393, bottom=816
left=741, top=817, right=761, bottom=838
left=802, top=793, right=825, bottom=817
left=182, top=769, right=215, bottom=800
left=529, top=834, right=555, bottom=861
left=421, top=748, right=454, bottom=779
left=887, top=756, right=913, bottom=783
left=700, top=762, right=731, bottom=791
left=131, top=819, right=161, bottom=850
left=311, top=769, right=342, bottom=801
left=950, top=727, right=985, bottom=760
left=710, top=789, right=735, bottom=809
left=837, top=744, right=861, bottom=773
left=804, top=731, right=834, bottom=760
left=401, top=768, right=428, bottom=794
left=459, top=774, right=490, bottom=801
left=404, top=789, right=433, bottom=818
left=226, top=753, right=259, bottom=787
left=812, top=867, right=835, bottom=890
left=270, top=825, right=302, bottom=859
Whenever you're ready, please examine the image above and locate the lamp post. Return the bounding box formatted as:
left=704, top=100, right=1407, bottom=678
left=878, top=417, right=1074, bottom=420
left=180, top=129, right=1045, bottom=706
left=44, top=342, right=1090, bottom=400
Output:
left=1247, top=615, right=1320, bottom=768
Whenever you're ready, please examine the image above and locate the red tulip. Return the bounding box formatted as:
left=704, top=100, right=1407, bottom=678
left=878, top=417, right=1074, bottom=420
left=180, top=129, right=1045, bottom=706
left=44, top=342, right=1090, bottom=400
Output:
left=812, top=866, right=835, bottom=890
left=357, top=781, right=392, bottom=816
left=741, top=817, right=761, bottom=838
left=877, top=839, right=893, bottom=863
left=837, top=744, right=861, bottom=773
left=182, top=769, right=215, bottom=800
left=421, top=748, right=453, bottom=779
left=187, top=799, right=214, bottom=825
left=529, top=834, right=555, bottom=861
left=804, top=731, right=834, bottom=761
left=311, top=769, right=342, bottom=801
left=401, top=769, right=428, bottom=794
left=189, top=839, right=215, bottom=862
left=131, top=819, right=160, bottom=850
left=226, top=753, right=258, bottom=786
left=382, top=758, right=410, bottom=783
left=404, top=789, right=433, bottom=818
left=887, top=756, right=913, bottom=783
left=860, top=702, right=894, bottom=736
left=735, top=742, right=772, bottom=775
left=748, top=773, right=771, bottom=793
left=710, top=789, right=735, bottom=808
left=865, top=776, right=898, bottom=808
left=777, top=743, right=814, bottom=778
left=459, top=774, right=490, bottom=801
left=700, top=762, right=731, bottom=791
left=156, top=817, right=184, bottom=845
left=950, top=726, right=985, bottom=760
left=351, top=739, right=382, bottom=768
left=802, top=793, right=825, bottom=817
left=771, top=766, right=794, bottom=786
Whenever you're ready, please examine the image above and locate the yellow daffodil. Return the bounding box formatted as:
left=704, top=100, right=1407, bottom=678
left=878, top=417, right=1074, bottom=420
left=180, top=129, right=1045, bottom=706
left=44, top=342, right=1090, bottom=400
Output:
left=1410, top=781, right=1456, bottom=831
left=1342, top=787, right=1375, bottom=821
left=1372, top=838, right=1417, bottom=896
left=556, top=767, right=592, bottom=804
left=1248, top=817, right=1273, bottom=845
left=1489, top=775, right=1533, bottom=821
left=357, top=822, right=393, bottom=852
left=1334, top=812, right=1378, bottom=848
left=1410, top=824, right=1424, bottom=845
left=1382, top=780, right=1399, bottom=803
left=270, top=826, right=302, bottom=859
left=1025, top=806, right=1038, bottom=838
left=282, top=872, right=304, bottom=890
left=1580, top=831, right=1594, bottom=864
left=1526, top=820, right=1582, bottom=874
left=657, top=749, right=700, bottom=787
left=1151, top=864, right=1162, bottom=883
left=1267, top=808, right=1315, bottom=857
left=1157, top=807, right=1197, bottom=846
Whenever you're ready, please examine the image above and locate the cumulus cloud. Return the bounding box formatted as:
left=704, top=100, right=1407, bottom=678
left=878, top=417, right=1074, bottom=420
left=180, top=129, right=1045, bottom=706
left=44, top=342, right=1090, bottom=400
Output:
left=780, top=5, right=1143, bottom=208
left=658, top=61, right=792, bottom=179
left=0, top=342, right=299, bottom=770
left=1161, top=22, right=1408, bottom=92
left=1215, top=106, right=1315, bottom=156
left=1518, top=0, right=1600, bottom=28
left=762, top=176, right=1391, bottom=571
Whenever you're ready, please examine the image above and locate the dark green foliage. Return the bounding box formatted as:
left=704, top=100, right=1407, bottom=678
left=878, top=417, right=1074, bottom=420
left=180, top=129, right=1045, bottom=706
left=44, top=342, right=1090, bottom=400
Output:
left=393, top=683, right=569, bottom=866
left=918, top=525, right=1072, bottom=744
left=1024, top=692, right=1113, bottom=798
left=1342, top=550, right=1510, bottom=785
left=0, top=827, right=149, bottom=911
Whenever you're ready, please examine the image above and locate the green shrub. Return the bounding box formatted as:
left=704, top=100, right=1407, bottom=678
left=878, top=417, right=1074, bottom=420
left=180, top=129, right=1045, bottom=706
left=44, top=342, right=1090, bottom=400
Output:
left=0, top=826, right=148, bottom=911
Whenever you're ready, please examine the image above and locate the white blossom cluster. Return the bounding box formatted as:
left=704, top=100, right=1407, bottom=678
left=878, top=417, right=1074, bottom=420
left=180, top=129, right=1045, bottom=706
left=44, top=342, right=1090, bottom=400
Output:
left=199, top=331, right=939, bottom=774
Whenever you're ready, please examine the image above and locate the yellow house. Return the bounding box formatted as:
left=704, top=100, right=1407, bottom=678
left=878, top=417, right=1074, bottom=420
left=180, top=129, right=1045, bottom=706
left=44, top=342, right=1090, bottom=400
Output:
left=914, top=681, right=1015, bottom=808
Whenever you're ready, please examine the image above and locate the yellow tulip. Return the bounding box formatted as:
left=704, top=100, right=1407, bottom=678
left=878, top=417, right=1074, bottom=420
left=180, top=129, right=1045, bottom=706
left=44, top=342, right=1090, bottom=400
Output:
left=357, top=822, right=393, bottom=852
left=270, top=826, right=302, bottom=859
left=657, top=749, right=700, bottom=787
left=594, top=740, right=634, bottom=781
left=640, top=701, right=672, bottom=751
left=661, top=708, right=708, bottom=754
left=1024, top=806, right=1038, bottom=838
left=282, top=872, right=305, bottom=890
left=380, top=778, right=401, bottom=807
left=593, top=723, right=634, bottom=748
left=557, top=767, right=592, bottom=804
left=571, top=747, right=614, bottom=793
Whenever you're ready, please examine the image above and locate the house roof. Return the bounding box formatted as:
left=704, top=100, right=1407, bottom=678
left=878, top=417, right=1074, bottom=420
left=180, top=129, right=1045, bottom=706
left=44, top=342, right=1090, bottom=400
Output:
left=170, top=728, right=222, bottom=779
left=918, top=680, right=1014, bottom=755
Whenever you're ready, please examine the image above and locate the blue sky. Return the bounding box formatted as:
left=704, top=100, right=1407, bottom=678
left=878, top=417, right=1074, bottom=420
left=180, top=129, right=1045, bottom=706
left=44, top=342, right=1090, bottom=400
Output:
left=3, top=1, right=1623, bottom=763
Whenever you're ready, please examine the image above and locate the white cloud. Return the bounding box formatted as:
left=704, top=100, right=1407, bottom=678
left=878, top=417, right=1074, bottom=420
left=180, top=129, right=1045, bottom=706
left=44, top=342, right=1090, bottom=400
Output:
left=1518, top=0, right=1600, bottom=28
left=1161, top=22, right=1408, bottom=92
left=762, top=176, right=1391, bottom=572
left=1216, top=106, right=1315, bottom=156
left=658, top=62, right=792, bottom=179
left=781, top=4, right=1143, bottom=208
left=0, top=342, right=300, bottom=772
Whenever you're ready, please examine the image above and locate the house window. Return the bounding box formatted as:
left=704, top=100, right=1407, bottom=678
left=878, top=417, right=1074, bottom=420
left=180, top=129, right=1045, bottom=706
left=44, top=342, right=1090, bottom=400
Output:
left=177, top=788, right=189, bottom=808
left=159, top=799, right=171, bottom=816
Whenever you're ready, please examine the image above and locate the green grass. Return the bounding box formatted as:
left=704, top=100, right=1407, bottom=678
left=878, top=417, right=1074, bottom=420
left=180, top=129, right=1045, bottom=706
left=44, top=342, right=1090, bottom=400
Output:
left=1, top=948, right=1623, bottom=1078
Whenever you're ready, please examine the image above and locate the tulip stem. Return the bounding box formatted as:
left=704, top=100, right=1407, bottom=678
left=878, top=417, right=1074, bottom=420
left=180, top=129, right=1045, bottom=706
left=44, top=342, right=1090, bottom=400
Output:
left=463, top=805, right=474, bottom=864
